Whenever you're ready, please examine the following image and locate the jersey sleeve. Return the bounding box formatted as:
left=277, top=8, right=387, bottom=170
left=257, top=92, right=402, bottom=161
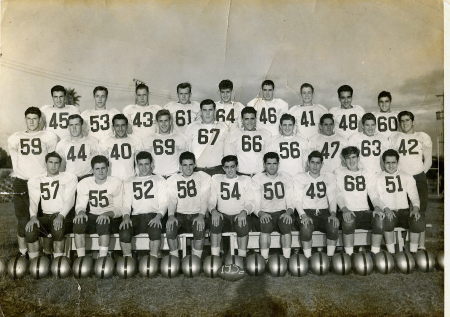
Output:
left=208, top=175, right=220, bottom=211
left=200, top=172, right=211, bottom=215
left=251, top=176, right=262, bottom=215
left=75, top=179, right=89, bottom=214
left=122, top=180, right=133, bottom=216
left=293, top=176, right=306, bottom=216
left=166, top=176, right=178, bottom=216
left=27, top=177, right=41, bottom=218
left=242, top=177, right=256, bottom=214
left=284, top=174, right=295, bottom=210
left=61, top=174, right=78, bottom=217
left=406, top=174, right=420, bottom=209
left=156, top=177, right=169, bottom=216
left=324, top=173, right=337, bottom=213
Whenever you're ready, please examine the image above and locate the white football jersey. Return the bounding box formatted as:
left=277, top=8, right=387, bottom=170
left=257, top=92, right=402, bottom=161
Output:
left=56, top=136, right=99, bottom=177
left=8, top=130, right=58, bottom=180
left=209, top=174, right=255, bottom=216
left=224, top=128, right=272, bottom=175
left=215, top=101, right=245, bottom=129
left=347, top=132, right=389, bottom=173
left=75, top=176, right=123, bottom=217
left=293, top=172, right=337, bottom=215
left=335, top=167, right=371, bottom=212
left=186, top=121, right=229, bottom=168
left=247, top=98, right=289, bottom=136
left=252, top=172, right=295, bottom=214
left=166, top=172, right=211, bottom=215
left=308, top=133, right=347, bottom=174
left=329, top=105, right=365, bottom=139
left=267, top=134, right=309, bottom=176
left=288, top=104, right=328, bottom=140
left=373, top=111, right=399, bottom=137
left=122, top=174, right=168, bottom=216
left=390, top=132, right=432, bottom=175
left=123, top=104, right=162, bottom=138
left=28, top=172, right=78, bottom=217
left=164, top=101, right=200, bottom=133
left=81, top=108, right=120, bottom=141
left=41, top=105, right=80, bottom=141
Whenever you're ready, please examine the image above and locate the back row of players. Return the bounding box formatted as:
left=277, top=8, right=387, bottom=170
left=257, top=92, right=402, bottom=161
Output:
left=8, top=80, right=432, bottom=261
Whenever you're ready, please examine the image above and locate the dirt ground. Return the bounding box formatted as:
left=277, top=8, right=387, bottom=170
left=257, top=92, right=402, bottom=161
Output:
left=0, top=199, right=444, bottom=317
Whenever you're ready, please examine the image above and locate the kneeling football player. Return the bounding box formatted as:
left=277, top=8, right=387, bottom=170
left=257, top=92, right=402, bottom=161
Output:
left=120, top=151, right=168, bottom=258
left=336, top=146, right=384, bottom=255
left=252, top=152, right=295, bottom=260
left=370, top=149, right=424, bottom=253
left=209, top=155, right=254, bottom=258
left=73, top=155, right=123, bottom=258
left=25, top=152, right=77, bottom=259
left=293, top=151, right=340, bottom=259
left=166, top=152, right=211, bottom=258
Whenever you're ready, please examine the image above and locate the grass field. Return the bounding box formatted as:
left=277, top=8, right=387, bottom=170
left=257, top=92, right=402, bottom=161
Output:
left=0, top=199, right=444, bottom=317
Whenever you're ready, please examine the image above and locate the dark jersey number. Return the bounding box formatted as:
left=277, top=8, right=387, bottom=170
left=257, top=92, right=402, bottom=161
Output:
left=338, top=114, right=358, bottom=131
left=90, top=114, right=110, bottom=132
left=259, top=107, right=277, bottom=124
left=344, top=175, right=366, bottom=191
left=300, top=110, right=315, bottom=127
left=40, top=181, right=59, bottom=200
left=153, top=139, right=175, bottom=155
left=263, top=182, right=285, bottom=200
left=20, top=138, right=42, bottom=155
left=89, top=190, right=109, bottom=208
left=133, top=112, right=153, bottom=128
left=242, top=135, right=262, bottom=152
left=48, top=112, right=70, bottom=129
left=67, top=144, right=87, bottom=161
left=175, top=110, right=192, bottom=127
left=216, top=108, right=236, bottom=123
left=361, top=140, right=381, bottom=157
left=306, top=181, right=326, bottom=199
left=377, top=116, right=398, bottom=132
left=177, top=179, right=197, bottom=198
left=110, top=143, right=132, bottom=160
left=398, top=139, right=419, bottom=156
left=220, top=182, right=241, bottom=200
left=385, top=175, right=404, bottom=193
left=320, top=141, right=339, bottom=160
left=279, top=141, right=301, bottom=159
left=198, top=129, right=220, bottom=145
left=133, top=180, right=154, bottom=200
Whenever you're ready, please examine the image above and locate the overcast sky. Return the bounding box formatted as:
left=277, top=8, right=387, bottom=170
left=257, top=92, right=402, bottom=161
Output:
left=0, top=0, right=444, bottom=154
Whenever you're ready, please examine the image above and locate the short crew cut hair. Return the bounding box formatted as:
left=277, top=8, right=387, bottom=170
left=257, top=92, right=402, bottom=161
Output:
left=112, top=113, right=128, bottom=125
left=341, top=146, right=360, bottom=158
left=51, top=85, right=66, bottom=96
left=200, top=99, right=216, bottom=110
left=156, top=109, right=171, bottom=121
left=261, top=79, right=275, bottom=89
left=241, top=106, right=257, bottom=118
left=361, top=113, right=376, bottom=125
left=136, top=151, right=153, bottom=164
left=91, top=155, right=109, bottom=168
left=136, top=83, right=149, bottom=93
left=25, top=107, right=42, bottom=118
left=300, top=83, right=314, bottom=93
left=382, top=149, right=399, bottom=162
left=308, top=150, right=323, bottom=162
left=45, top=151, right=62, bottom=163
left=280, top=113, right=296, bottom=125
left=320, top=113, right=334, bottom=125
left=179, top=151, right=196, bottom=164
left=177, top=82, right=192, bottom=93
left=398, top=110, right=414, bottom=122
left=68, top=114, right=84, bottom=125
left=337, top=85, right=353, bottom=96
left=378, top=91, right=392, bottom=101
left=219, top=80, right=233, bottom=90
left=263, top=152, right=279, bottom=163
left=221, top=155, right=238, bottom=166
left=93, top=86, right=108, bottom=97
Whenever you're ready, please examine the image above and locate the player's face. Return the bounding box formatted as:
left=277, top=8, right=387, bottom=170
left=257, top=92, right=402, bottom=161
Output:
left=320, top=118, right=335, bottom=136
left=68, top=118, right=83, bottom=137
left=242, top=113, right=257, bottom=131
left=52, top=91, right=66, bottom=108
left=362, top=119, right=376, bottom=136
left=264, top=158, right=279, bottom=175
left=399, top=115, right=414, bottom=133
left=378, top=96, right=391, bottom=112
left=113, top=119, right=128, bottom=138
left=339, top=91, right=353, bottom=109
left=261, top=85, right=274, bottom=101
left=25, top=114, right=41, bottom=132
left=300, top=87, right=314, bottom=104
left=223, top=161, right=238, bottom=178
left=344, top=153, right=359, bottom=171
left=93, top=162, right=108, bottom=181
left=177, top=88, right=191, bottom=104
left=180, top=159, right=196, bottom=177
left=137, top=158, right=153, bottom=176
left=46, top=157, right=61, bottom=176
left=308, top=157, right=323, bottom=175
left=201, top=104, right=216, bottom=124
left=157, top=115, right=171, bottom=134
left=220, top=88, right=232, bottom=103
left=383, top=156, right=398, bottom=174
left=94, top=90, right=108, bottom=108
left=280, top=119, right=295, bottom=136
left=136, top=88, right=149, bottom=107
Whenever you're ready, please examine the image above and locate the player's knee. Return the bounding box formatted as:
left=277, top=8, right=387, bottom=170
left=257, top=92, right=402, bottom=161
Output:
left=209, top=218, right=223, bottom=234
left=299, top=224, right=313, bottom=241
left=278, top=220, right=291, bottom=235
left=165, top=225, right=178, bottom=240
left=25, top=227, right=38, bottom=243
left=409, top=217, right=425, bottom=233
left=371, top=216, right=384, bottom=235
left=383, top=218, right=396, bottom=232
left=148, top=227, right=162, bottom=241
left=119, top=228, right=132, bottom=243
left=52, top=227, right=65, bottom=241
left=341, top=219, right=356, bottom=234
left=17, top=218, right=28, bottom=238
left=260, top=221, right=273, bottom=234
left=192, top=226, right=205, bottom=240
left=236, top=223, right=249, bottom=237
left=73, top=222, right=87, bottom=234
left=96, top=222, right=111, bottom=236
left=326, top=222, right=339, bottom=240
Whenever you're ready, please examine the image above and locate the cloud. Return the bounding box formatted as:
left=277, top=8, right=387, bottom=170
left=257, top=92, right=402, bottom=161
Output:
left=397, top=69, right=444, bottom=97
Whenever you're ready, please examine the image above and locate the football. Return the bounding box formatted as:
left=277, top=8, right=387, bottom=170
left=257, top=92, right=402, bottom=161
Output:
left=414, top=250, right=435, bottom=273
left=116, top=256, right=137, bottom=279
left=267, top=254, right=288, bottom=277
left=94, top=256, right=115, bottom=279
left=29, top=255, right=50, bottom=279
left=436, top=251, right=444, bottom=270
left=352, top=252, right=374, bottom=276
left=72, top=256, right=94, bottom=278
left=160, top=255, right=180, bottom=278
left=224, top=254, right=245, bottom=269
left=7, top=255, right=28, bottom=279
left=51, top=256, right=72, bottom=278
left=203, top=255, right=222, bottom=278
left=331, top=253, right=352, bottom=275
left=310, top=252, right=329, bottom=275
left=138, top=255, right=159, bottom=278
left=395, top=251, right=416, bottom=274
left=246, top=253, right=266, bottom=276
left=218, top=263, right=245, bottom=281
left=181, top=255, right=202, bottom=277
left=373, top=251, right=395, bottom=274
left=288, top=253, right=309, bottom=277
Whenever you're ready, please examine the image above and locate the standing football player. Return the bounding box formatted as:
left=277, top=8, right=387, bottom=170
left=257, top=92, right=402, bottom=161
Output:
left=209, top=155, right=254, bottom=258
left=164, top=82, right=200, bottom=132
left=123, top=83, right=162, bottom=139
left=185, top=99, right=229, bottom=175
left=165, top=152, right=211, bottom=258
left=252, top=152, right=295, bottom=260
left=294, top=151, right=339, bottom=258
left=336, top=146, right=384, bottom=255
left=8, top=107, right=58, bottom=257
left=215, top=79, right=245, bottom=129
left=224, top=107, right=272, bottom=176
left=373, top=91, right=399, bottom=137
left=329, top=85, right=365, bottom=139
left=390, top=111, right=432, bottom=249
left=25, top=152, right=77, bottom=259
left=81, top=86, right=120, bottom=141
left=120, top=151, right=168, bottom=258
left=370, top=149, right=424, bottom=253
left=41, top=85, right=80, bottom=141
left=288, top=83, right=328, bottom=140
left=247, top=80, right=289, bottom=136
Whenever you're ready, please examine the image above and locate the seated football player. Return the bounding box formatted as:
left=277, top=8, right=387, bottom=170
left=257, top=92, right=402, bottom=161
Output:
left=166, top=151, right=211, bottom=258
left=215, top=79, right=245, bottom=129
left=294, top=151, right=339, bottom=258
left=224, top=107, right=272, bottom=176
left=164, top=82, right=200, bottom=132
left=209, top=155, right=254, bottom=258
left=73, top=155, right=123, bottom=258
left=120, top=151, right=168, bottom=258
left=336, top=146, right=384, bottom=255
left=370, top=149, right=424, bottom=254
left=25, top=152, right=77, bottom=259
left=252, top=152, right=295, bottom=260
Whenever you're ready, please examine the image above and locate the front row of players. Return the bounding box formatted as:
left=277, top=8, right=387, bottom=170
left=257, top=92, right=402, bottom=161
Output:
left=24, top=147, right=424, bottom=262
